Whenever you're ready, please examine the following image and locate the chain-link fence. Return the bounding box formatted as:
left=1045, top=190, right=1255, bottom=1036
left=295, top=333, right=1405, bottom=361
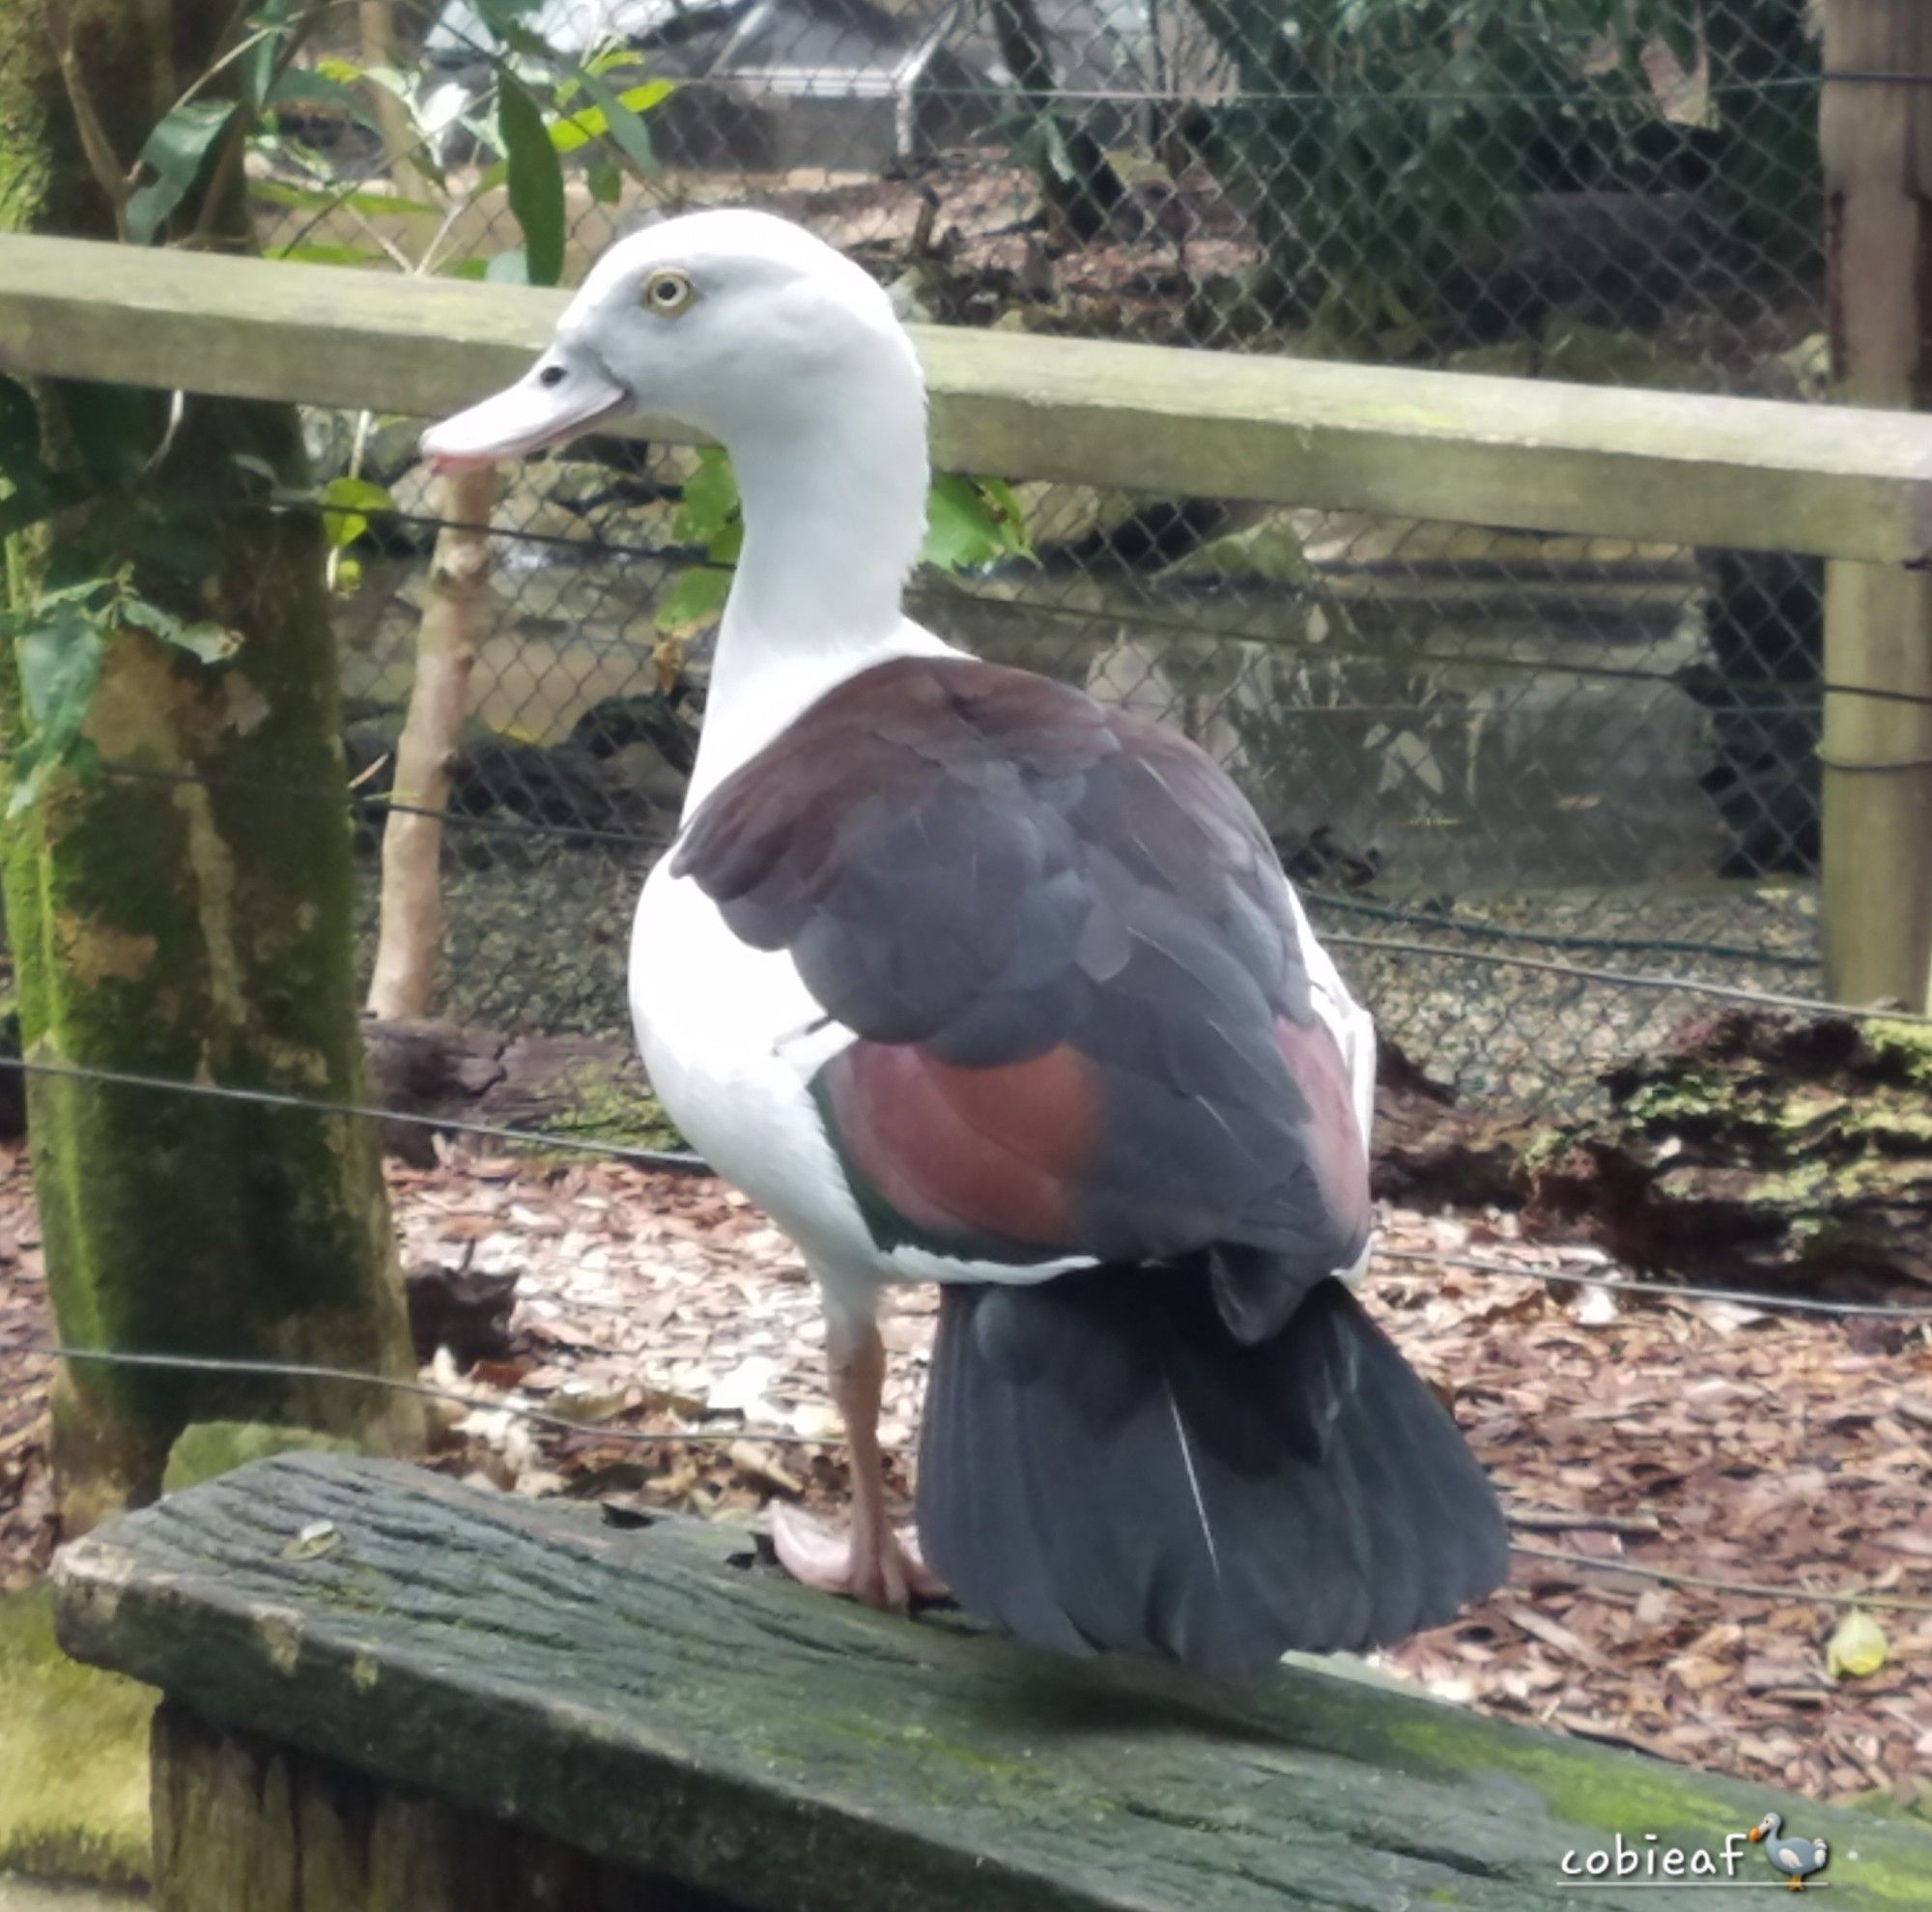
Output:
left=292, top=0, right=1836, bottom=1113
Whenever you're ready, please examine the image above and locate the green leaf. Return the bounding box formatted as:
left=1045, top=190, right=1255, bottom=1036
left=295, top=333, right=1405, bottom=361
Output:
left=237, top=1, right=311, bottom=108
left=497, top=74, right=566, bottom=287
left=672, top=449, right=740, bottom=546
left=267, top=68, right=386, bottom=137
left=923, top=475, right=1034, bottom=572
left=11, top=607, right=108, bottom=815
left=565, top=70, right=665, bottom=176
left=474, top=79, right=671, bottom=195
left=120, top=596, right=243, bottom=665
left=655, top=565, right=731, bottom=637
left=584, top=155, right=621, bottom=205
left=252, top=180, right=443, bottom=219
left=127, top=100, right=240, bottom=244
left=319, top=474, right=395, bottom=549
left=549, top=78, right=672, bottom=161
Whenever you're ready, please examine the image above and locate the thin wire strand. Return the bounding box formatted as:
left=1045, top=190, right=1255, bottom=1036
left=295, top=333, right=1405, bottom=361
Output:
left=1300, top=890, right=1816, bottom=970
left=266, top=492, right=1932, bottom=713
left=4, top=1046, right=1928, bottom=1321
left=0, top=1051, right=706, bottom=1173
left=94, top=754, right=662, bottom=852
left=1508, top=1542, right=1932, bottom=1614
left=1326, top=932, right=1932, bottom=1027
left=26, top=1344, right=822, bottom=1446
left=1375, top=1248, right=1932, bottom=1323
left=30, top=755, right=1873, bottom=1009
left=16, top=1344, right=1932, bottom=1609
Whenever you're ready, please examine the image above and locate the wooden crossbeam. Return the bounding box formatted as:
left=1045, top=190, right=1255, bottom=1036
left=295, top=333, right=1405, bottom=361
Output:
left=2, top=233, right=1930, bottom=563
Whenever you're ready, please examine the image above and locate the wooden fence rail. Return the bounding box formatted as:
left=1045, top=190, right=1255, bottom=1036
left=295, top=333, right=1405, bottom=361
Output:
left=2, top=234, right=1930, bottom=565
left=2, top=233, right=1931, bottom=1003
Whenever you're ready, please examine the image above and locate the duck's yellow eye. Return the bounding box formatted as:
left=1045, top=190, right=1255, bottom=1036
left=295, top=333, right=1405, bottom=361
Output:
left=642, top=269, right=695, bottom=317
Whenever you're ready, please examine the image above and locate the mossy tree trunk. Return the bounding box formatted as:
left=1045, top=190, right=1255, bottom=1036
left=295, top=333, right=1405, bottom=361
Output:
left=0, top=0, right=422, bottom=1530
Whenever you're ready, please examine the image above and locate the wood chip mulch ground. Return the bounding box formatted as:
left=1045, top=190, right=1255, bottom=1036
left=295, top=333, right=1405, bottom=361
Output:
left=2, top=1139, right=1927, bottom=1810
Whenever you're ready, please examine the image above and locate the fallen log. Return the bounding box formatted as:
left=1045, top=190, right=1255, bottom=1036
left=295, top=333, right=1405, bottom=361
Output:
left=360, top=1016, right=674, bottom=1163
left=1523, top=1010, right=1932, bottom=1299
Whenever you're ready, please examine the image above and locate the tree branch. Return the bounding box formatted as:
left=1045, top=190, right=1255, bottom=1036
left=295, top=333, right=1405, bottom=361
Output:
left=43, top=0, right=136, bottom=234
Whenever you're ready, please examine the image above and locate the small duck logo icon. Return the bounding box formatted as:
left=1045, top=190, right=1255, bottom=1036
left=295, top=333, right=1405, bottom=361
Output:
left=1749, top=1812, right=1829, bottom=1891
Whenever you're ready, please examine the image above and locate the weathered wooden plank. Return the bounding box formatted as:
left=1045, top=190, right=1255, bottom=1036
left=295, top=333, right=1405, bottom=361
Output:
left=150, top=1701, right=728, bottom=1911
left=2, top=234, right=1931, bottom=563
left=53, top=1455, right=1932, bottom=1911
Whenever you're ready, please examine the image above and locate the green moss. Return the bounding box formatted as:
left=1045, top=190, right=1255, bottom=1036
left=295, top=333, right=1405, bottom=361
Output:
left=1842, top=1789, right=1932, bottom=1832
left=1620, top=1068, right=1736, bottom=1127
left=536, top=1064, right=687, bottom=1156
left=161, top=1419, right=358, bottom=1496
left=0, top=1587, right=151, bottom=1889
left=1864, top=1019, right=1932, bottom=1090
left=1384, top=1710, right=1932, bottom=1905
left=1519, top=1125, right=1577, bottom=1173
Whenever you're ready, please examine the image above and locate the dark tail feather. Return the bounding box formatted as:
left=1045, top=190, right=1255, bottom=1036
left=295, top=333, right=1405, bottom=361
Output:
left=917, top=1266, right=1508, bottom=1676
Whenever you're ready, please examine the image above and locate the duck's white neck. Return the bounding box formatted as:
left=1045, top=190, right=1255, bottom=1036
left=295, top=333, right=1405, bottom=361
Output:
left=683, top=341, right=931, bottom=813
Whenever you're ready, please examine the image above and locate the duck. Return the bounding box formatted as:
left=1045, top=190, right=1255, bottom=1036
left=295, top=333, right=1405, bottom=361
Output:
left=422, top=210, right=1508, bottom=1674
left=1749, top=1813, right=1829, bottom=1891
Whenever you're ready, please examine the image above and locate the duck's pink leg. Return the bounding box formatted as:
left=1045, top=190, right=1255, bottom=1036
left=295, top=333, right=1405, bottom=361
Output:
left=772, top=1309, right=945, bottom=1612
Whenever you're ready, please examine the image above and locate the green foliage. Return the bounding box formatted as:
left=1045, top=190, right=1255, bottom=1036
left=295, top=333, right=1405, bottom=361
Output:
left=127, top=100, right=239, bottom=245
left=474, top=79, right=674, bottom=193
left=1186, top=0, right=1707, bottom=338
left=656, top=453, right=1035, bottom=637
left=261, top=4, right=675, bottom=283
left=0, top=573, right=241, bottom=815
left=316, top=474, right=396, bottom=550
left=497, top=72, right=565, bottom=287
left=924, top=474, right=1032, bottom=571
left=7, top=0, right=674, bottom=816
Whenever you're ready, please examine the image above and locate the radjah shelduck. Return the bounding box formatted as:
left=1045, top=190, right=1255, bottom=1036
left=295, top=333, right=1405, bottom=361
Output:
left=424, top=211, right=1508, bottom=1673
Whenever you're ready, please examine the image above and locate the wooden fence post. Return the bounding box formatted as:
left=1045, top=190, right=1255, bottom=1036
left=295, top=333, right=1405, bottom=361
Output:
left=1820, top=0, right=1932, bottom=1011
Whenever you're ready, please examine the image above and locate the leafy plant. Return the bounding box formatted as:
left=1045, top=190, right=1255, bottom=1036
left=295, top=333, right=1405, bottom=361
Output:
left=0, top=575, right=241, bottom=815
left=245, top=4, right=674, bottom=287
left=655, top=451, right=1035, bottom=638
left=1181, top=0, right=1705, bottom=339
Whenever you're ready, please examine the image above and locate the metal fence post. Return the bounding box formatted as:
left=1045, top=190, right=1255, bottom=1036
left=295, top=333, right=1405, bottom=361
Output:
left=1821, top=0, right=1932, bottom=1012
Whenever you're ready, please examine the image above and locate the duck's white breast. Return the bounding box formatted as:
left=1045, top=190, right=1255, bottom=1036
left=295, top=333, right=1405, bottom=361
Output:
left=629, top=860, right=860, bottom=1264
left=628, top=857, right=1095, bottom=1298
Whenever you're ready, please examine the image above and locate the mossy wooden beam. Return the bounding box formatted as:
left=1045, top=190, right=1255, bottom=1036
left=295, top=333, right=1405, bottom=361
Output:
left=2, top=234, right=1932, bottom=563
left=54, top=1454, right=1932, bottom=1911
